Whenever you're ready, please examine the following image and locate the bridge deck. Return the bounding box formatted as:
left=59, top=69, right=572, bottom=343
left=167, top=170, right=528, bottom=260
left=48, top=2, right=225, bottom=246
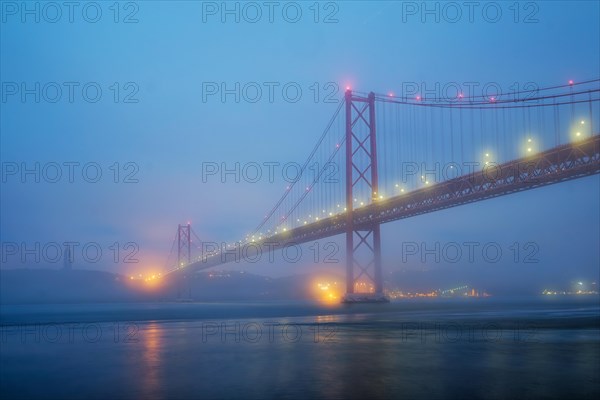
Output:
left=169, top=134, right=600, bottom=276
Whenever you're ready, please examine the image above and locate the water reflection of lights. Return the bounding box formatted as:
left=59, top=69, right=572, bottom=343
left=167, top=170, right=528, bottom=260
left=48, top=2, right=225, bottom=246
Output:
left=141, top=323, right=162, bottom=398
left=316, top=315, right=340, bottom=323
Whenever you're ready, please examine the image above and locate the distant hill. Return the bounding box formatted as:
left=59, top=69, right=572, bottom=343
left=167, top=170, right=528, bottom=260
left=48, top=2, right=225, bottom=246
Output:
left=0, top=269, right=148, bottom=304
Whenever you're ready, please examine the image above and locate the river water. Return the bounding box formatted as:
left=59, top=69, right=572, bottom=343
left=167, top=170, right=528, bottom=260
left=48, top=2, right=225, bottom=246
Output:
left=1, top=297, right=598, bottom=399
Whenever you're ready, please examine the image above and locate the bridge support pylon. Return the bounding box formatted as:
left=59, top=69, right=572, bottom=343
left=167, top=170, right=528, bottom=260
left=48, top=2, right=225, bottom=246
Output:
left=343, top=90, right=388, bottom=303
left=177, top=223, right=191, bottom=267
left=177, top=223, right=192, bottom=300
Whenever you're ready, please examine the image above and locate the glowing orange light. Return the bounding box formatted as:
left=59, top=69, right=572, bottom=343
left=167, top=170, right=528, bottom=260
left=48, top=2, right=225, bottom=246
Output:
left=313, top=279, right=342, bottom=305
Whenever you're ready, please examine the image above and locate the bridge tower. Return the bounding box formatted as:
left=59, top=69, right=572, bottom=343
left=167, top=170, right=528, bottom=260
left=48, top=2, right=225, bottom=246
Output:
left=343, top=90, right=387, bottom=302
left=176, top=223, right=193, bottom=300
left=177, top=223, right=191, bottom=267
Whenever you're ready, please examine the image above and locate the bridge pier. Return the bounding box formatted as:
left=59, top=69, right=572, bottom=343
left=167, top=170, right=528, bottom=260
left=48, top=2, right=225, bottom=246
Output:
left=177, top=223, right=193, bottom=301
left=343, top=90, right=388, bottom=303
left=177, top=223, right=191, bottom=267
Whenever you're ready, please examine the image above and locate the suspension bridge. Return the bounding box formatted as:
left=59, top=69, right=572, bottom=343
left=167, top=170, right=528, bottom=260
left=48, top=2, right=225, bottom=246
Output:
left=163, top=79, right=600, bottom=302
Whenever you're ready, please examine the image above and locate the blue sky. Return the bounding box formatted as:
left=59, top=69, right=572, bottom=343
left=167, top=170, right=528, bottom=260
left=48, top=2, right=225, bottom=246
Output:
left=1, top=1, right=599, bottom=289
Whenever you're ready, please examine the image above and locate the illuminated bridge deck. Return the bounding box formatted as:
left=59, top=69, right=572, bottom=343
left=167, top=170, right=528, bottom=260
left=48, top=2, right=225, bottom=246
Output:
left=168, top=134, right=600, bottom=276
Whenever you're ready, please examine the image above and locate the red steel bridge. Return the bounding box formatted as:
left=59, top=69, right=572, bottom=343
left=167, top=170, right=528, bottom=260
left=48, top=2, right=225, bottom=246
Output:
left=165, top=79, right=600, bottom=302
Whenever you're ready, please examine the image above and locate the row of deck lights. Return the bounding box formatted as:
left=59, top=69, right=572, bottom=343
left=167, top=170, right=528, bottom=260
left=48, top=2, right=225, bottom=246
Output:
left=248, top=118, right=590, bottom=243
left=201, top=112, right=590, bottom=258
left=261, top=132, right=564, bottom=237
